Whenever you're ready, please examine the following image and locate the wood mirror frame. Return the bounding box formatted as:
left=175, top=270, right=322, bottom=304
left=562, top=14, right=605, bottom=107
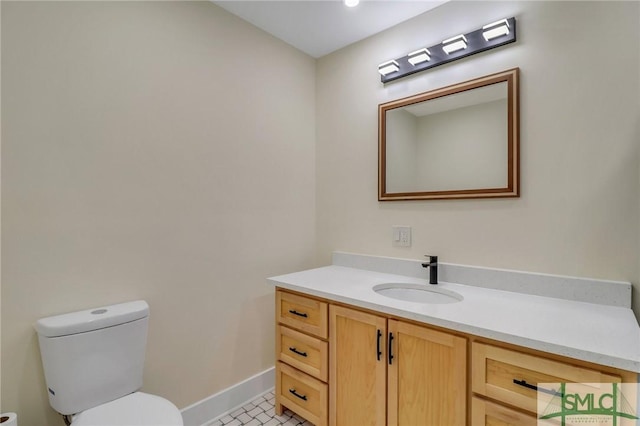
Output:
left=378, top=68, right=519, bottom=201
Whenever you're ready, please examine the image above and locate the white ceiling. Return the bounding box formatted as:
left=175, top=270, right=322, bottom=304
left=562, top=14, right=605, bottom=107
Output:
left=212, top=1, right=448, bottom=58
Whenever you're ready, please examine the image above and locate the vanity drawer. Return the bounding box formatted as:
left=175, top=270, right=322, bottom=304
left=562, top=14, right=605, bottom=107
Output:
left=471, top=397, right=536, bottom=426
left=277, top=291, right=328, bottom=339
left=471, top=342, right=621, bottom=414
left=276, top=361, right=328, bottom=426
left=277, top=325, right=328, bottom=382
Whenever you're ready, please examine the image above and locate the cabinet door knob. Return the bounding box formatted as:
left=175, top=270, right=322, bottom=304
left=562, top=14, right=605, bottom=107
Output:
left=388, top=332, right=394, bottom=365
left=376, top=329, right=382, bottom=361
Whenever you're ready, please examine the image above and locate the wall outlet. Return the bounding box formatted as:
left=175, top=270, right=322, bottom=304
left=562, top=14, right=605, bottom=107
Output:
left=392, top=226, right=411, bottom=247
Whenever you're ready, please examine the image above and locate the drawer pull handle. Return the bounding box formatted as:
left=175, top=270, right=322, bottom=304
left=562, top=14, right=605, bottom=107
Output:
left=288, top=309, right=308, bottom=318
left=289, top=347, right=308, bottom=357
left=376, top=329, right=382, bottom=361
left=289, top=388, right=308, bottom=401
left=388, top=332, right=394, bottom=365
left=513, top=379, right=563, bottom=397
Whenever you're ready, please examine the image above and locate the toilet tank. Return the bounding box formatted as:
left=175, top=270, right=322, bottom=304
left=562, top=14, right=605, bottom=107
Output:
left=35, top=300, right=150, bottom=415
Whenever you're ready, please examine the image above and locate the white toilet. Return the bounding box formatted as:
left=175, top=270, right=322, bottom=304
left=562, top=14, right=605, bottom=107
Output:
left=35, top=300, right=183, bottom=426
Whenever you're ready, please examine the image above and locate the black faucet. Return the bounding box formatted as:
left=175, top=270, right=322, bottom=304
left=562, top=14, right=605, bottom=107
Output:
left=421, top=255, right=438, bottom=285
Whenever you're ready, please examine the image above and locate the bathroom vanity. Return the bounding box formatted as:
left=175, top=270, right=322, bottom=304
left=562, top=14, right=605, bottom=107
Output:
left=270, top=253, right=640, bottom=426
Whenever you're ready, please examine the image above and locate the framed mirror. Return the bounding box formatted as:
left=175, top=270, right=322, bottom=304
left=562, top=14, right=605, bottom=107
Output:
left=378, top=68, right=519, bottom=201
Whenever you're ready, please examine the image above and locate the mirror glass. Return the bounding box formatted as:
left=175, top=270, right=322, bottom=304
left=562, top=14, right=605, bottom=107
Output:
left=379, top=68, right=519, bottom=201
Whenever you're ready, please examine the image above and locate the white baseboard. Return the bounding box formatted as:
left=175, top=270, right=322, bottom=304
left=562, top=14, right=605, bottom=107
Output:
left=180, top=367, right=275, bottom=426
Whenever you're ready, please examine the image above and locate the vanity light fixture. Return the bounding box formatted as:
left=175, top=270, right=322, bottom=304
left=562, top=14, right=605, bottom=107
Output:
left=407, top=48, right=431, bottom=66
left=378, top=17, right=517, bottom=83
left=344, top=0, right=359, bottom=7
left=378, top=60, right=400, bottom=76
left=442, top=35, right=467, bottom=55
left=482, top=18, right=510, bottom=41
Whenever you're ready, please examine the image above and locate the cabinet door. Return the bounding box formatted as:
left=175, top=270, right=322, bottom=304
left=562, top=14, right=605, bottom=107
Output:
left=277, top=290, right=328, bottom=338
left=329, top=305, right=387, bottom=426
left=388, top=320, right=467, bottom=426
left=472, top=342, right=621, bottom=414
left=471, top=396, right=537, bottom=426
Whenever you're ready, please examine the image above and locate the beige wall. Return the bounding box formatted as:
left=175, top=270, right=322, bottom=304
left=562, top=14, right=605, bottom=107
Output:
left=1, top=2, right=316, bottom=424
left=316, top=1, right=640, bottom=319
left=414, top=100, right=507, bottom=191
left=0, top=0, right=3, bottom=411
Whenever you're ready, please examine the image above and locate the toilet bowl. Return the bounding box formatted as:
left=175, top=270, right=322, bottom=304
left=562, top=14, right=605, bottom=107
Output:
left=72, top=392, right=182, bottom=426
left=35, top=300, right=183, bottom=425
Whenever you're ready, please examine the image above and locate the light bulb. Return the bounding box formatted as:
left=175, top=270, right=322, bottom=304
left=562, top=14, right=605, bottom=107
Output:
left=378, top=60, right=399, bottom=76
left=482, top=19, right=510, bottom=41
left=344, top=0, right=359, bottom=7
left=442, top=35, right=468, bottom=55
left=407, top=48, right=431, bottom=66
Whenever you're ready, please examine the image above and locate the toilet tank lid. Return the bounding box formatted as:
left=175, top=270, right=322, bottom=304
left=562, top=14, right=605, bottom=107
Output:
left=35, top=300, right=149, bottom=337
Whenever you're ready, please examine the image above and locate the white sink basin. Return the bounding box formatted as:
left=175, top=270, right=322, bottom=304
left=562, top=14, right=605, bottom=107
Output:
left=373, top=283, right=463, bottom=304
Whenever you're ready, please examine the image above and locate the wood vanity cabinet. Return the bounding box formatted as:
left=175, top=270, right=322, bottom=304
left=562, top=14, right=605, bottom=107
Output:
left=470, top=342, right=633, bottom=426
left=275, top=291, right=329, bottom=426
left=329, top=305, right=466, bottom=426
left=276, top=290, right=467, bottom=426
left=275, top=289, right=637, bottom=426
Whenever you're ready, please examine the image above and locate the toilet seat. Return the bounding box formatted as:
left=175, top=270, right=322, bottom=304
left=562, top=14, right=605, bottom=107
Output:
left=72, top=392, right=183, bottom=426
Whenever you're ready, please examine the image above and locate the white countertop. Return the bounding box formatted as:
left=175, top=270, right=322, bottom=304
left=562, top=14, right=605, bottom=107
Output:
left=269, top=265, right=640, bottom=373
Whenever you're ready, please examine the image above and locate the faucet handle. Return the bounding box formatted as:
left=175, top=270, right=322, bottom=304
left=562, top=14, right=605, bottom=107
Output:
left=424, top=254, right=438, bottom=263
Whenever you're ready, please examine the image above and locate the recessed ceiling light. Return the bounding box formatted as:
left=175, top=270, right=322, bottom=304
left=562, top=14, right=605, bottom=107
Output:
left=344, top=0, right=359, bottom=7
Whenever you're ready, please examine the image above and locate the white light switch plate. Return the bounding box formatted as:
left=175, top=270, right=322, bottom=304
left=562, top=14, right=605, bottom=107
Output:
left=392, top=226, right=411, bottom=247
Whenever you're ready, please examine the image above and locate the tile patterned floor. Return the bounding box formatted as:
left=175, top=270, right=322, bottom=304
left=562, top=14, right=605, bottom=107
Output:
left=206, top=390, right=314, bottom=426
